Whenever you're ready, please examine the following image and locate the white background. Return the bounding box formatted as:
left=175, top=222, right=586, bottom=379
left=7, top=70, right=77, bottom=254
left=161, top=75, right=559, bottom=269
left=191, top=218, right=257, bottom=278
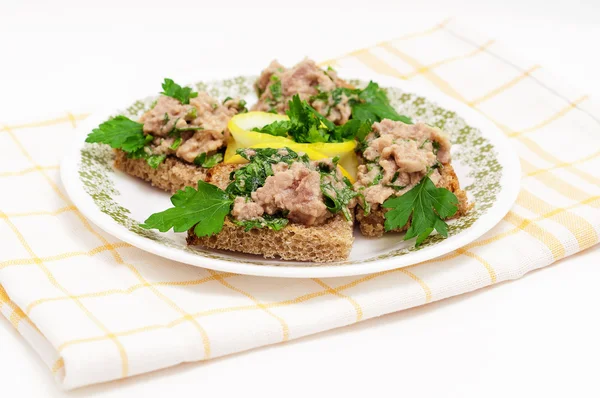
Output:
left=1, top=1, right=600, bottom=396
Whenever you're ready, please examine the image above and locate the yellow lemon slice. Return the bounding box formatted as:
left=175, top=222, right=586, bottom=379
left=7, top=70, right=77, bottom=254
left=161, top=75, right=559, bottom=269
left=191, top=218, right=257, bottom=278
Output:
left=228, top=111, right=289, bottom=133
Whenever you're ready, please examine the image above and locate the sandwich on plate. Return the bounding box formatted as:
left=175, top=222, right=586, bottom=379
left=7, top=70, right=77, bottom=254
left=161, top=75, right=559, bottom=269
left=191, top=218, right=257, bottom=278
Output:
left=85, top=59, right=471, bottom=262
left=86, top=78, right=246, bottom=193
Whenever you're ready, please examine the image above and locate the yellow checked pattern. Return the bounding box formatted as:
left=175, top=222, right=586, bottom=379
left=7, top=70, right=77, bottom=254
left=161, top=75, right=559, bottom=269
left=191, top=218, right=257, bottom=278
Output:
left=1, top=19, right=599, bottom=390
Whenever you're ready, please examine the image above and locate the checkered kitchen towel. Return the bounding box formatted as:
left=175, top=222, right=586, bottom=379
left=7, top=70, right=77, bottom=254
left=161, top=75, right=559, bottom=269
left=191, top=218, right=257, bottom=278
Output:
left=1, top=19, right=599, bottom=390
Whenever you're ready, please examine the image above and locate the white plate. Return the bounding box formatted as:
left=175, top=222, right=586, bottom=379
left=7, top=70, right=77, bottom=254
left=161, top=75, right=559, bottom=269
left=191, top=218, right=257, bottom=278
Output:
left=61, top=72, right=520, bottom=278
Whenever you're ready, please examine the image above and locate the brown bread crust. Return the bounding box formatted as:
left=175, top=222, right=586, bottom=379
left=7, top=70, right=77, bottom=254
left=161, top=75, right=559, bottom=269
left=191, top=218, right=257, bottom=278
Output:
left=187, top=215, right=354, bottom=262
left=114, top=150, right=208, bottom=193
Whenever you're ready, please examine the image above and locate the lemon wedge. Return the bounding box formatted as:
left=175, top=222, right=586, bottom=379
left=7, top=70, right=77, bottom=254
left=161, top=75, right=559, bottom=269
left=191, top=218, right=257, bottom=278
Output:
left=225, top=111, right=359, bottom=181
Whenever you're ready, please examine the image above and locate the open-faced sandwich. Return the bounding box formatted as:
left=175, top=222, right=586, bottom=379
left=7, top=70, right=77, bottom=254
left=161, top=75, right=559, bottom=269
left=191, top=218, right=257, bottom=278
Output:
left=85, top=59, right=471, bottom=262
left=86, top=79, right=246, bottom=193
left=142, top=148, right=356, bottom=262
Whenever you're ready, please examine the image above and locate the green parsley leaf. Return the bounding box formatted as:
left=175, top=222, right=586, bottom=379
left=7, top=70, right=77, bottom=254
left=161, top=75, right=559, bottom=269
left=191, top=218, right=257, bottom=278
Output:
left=141, top=180, right=233, bottom=237
left=251, top=120, right=291, bottom=137
left=232, top=214, right=289, bottom=232
left=383, top=175, right=458, bottom=246
left=127, top=145, right=166, bottom=169
left=258, top=93, right=386, bottom=144
left=186, top=107, right=198, bottom=120
left=170, top=137, right=183, bottom=150
left=193, top=152, right=223, bottom=168
left=332, top=118, right=372, bottom=142
left=161, top=78, right=198, bottom=105
left=85, top=116, right=149, bottom=153
left=355, top=191, right=371, bottom=216
left=238, top=99, right=248, bottom=113
left=351, top=81, right=413, bottom=124
left=169, top=119, right=203, bottom=136
left=369, top=169, right=383, bottom=187
left=269, top=75, right=282, bottom=102
left=146, top=154, right=166, bottom=169
left=222, top=96, right=233, bottom=104
left=320, top=177, right=357, bottom=221
left=284, top=95, right=334, bottom=143
left=316, top=158, right=357, bottom=220
left=384, top=184, right=407, bottom=191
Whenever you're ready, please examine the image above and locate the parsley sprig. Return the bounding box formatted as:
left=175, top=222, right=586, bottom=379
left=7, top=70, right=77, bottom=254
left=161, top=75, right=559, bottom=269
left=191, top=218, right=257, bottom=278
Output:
left=382, top=174, right=458, bottom=246
left=141, top=181, right=233, bottom=237
left=85, top=116, right=149, bottom=153
left=350, top=82, right=413, bottom=124
left=85, top=116, right=169, bottom=170
left=161, top=78, right=198, bottom=104
left=255, top=80, right=412, bottom=144
left=233, top=214, right=289, bottom=232
left=312, top=82, right=413, bottom=125
left=194, top=152, right=223, bottom=168
left=253, top=95, right=372, bottom=143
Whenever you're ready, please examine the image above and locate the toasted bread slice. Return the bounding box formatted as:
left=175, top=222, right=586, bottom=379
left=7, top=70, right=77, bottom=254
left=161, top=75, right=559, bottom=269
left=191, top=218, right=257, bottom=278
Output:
left=356, top=164, right=472, bottom=238
left=187, top=215, right=353, bottom=262
left=186, top=164, right=354, bottom=262
left=114, top=149, right=209, bottom=194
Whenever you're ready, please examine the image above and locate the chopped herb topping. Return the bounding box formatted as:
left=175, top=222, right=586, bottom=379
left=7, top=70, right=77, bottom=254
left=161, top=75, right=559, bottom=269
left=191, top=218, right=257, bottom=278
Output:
left=146, top=154, right=167, bottom=169
left=269, top=75, right=282, bottom=103
left=384, top=184, right=407, bottom=191
left=169, top=119, right=203, bottom=136
left=170, top=137, right=183, bottom=150
left=232, top=214, right=289, bottom=232
left=238, top=99, right=248, bottom=113
left=193, top=152, right=223, bottom=168
left=320, top=175, right=357, bottom=220
left=186, top=107, right=198, bottom=120
left=226, top=147, right=309, bottom=197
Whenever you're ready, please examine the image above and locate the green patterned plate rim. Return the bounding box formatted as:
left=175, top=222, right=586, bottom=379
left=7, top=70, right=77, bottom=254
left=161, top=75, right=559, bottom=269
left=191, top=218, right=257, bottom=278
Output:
left=60, top=72, right=520, bottom=278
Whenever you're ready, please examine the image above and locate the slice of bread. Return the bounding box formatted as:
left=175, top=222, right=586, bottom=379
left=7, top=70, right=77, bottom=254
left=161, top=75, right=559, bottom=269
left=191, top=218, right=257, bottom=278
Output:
left=186, top=164, right=354, bottom=262
left=187, top=215, right=353, bottom=262
left=114, top=149, right=209, bottom=193
left=356, top=164, right=472, bottom=237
